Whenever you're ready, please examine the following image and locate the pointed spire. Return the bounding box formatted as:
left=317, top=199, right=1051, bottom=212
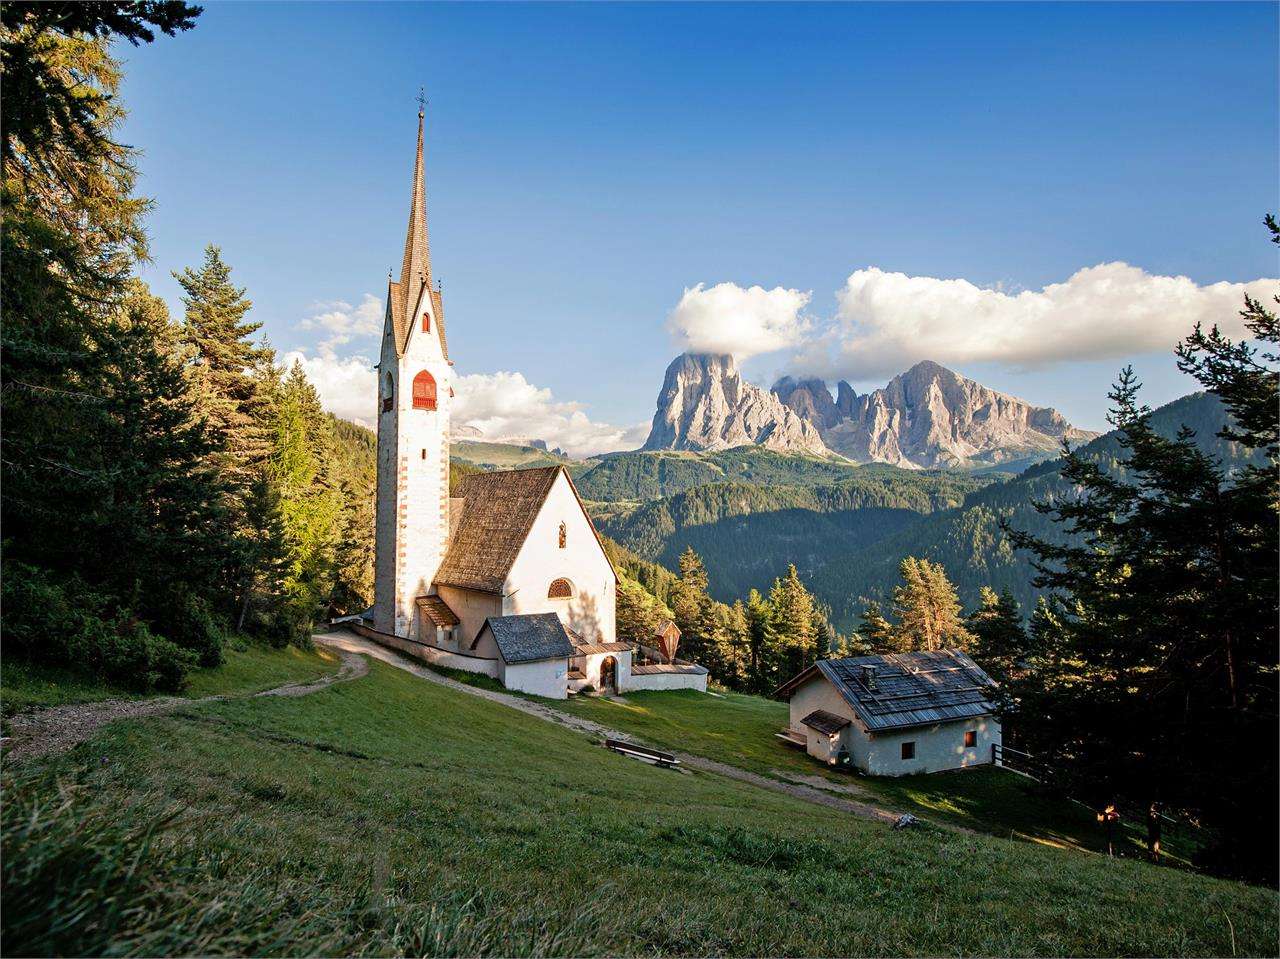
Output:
left=397, top=96, right=432, bottom=322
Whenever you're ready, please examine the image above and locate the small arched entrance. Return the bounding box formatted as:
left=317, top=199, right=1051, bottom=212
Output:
left=599, top=656, right=617, bottom=693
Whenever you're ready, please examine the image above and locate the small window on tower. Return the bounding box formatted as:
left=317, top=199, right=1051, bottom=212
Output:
left=382, top=372, right=394, bottom=413
left=558, top=521, right=567, bottom=549
left=412, top=370, right=437, bottom=411
left=422, top=312, right=430, bottom=333
left=421, top=449, right=426, bottom=460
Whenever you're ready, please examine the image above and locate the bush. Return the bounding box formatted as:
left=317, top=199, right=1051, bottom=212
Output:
left=152, top=588, right=224, bottom=668
left=2, top=562, right=196, bottom=693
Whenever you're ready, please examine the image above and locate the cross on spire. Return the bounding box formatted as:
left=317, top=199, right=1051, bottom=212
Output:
left=417, top=86, right=427, bottom=117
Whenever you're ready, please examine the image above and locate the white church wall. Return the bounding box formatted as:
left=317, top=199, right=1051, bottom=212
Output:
left=504, top=473, right=616, bottom=644
left=437, top=584, right=501, bottom=649
left=498, top=657, right=567, bottom=699
left=373, top=328, right=400, bottom=635
left=389, top=288, right=451, bottom=639
left=350, top=623, right=499, bottom=678
left=626, top=670, right=708, bottom=693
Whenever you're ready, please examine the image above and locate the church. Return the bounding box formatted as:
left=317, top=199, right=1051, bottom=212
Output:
left=360, top=106, right=707, bottom=700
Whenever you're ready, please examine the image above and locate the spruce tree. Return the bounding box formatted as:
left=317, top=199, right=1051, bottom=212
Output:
left=857, top=600, right=895, bottom=652
left=890, top=556, right=974, bottom=651
left=1007, top=248, right=1279, bottom=881
left=965, top=587, right=1027, bottom=684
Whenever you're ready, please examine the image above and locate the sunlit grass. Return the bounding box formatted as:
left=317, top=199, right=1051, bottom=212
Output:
left=2, top=659, right=1273, bottom=956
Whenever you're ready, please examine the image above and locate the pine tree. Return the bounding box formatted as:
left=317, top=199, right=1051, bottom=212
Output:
left=890, top=556, right=974, bottom=651
left=745, top=588, right=777, bottom=693
left=174, top=246, right=286, bottom=630
left=857, top=600, right=895, bottom=652
left=1007, top=247, right=1279, bottom=881
left=966, top=587, right=1027, bottom=684
left=769, top=564, right=818, bottom=678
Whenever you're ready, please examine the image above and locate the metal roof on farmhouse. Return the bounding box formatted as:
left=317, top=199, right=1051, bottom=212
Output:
left=434, top=466, right=612, bottom=594
left=800, top=709, right=850, bottom=735
left=776, top=650, right=997, bottom=732
left=481, top=613, right=575, bottom=664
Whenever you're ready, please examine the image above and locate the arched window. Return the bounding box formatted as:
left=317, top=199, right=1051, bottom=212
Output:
left=382, top=372, right=394, bottom=413
left=548, top=578, right=573, bottom=600
left=422, top=310, right=431, bottom=333
left=558, top=521, right=567, bottom=549
left=412, top=370, right=437, bottom=411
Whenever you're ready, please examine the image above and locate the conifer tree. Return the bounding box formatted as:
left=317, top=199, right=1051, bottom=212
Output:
left=1007, top=236, right=1279, bottom=880
left=857, top=600, right=895, bottom=652
left=965, top=587, right=1027, bottom=684
left=889, top=556, right=974, bottom=651
left=770, top=564, right=819, bottom=677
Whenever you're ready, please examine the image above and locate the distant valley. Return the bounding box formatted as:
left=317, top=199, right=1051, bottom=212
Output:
left=449, top=390, right=1247, bottom=633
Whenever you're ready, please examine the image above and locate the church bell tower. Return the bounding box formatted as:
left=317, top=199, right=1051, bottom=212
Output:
left=373, top=101, right=452, bottom=637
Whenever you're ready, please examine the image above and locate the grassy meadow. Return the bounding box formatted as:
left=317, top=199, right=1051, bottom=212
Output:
left=3, top=656, right=1275, bottom=957
left=0, top=641, right=341, bottom=717
left=552, top=688, right=1205, bottom=863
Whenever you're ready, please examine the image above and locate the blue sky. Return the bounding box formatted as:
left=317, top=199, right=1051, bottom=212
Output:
left=120, top=2, right=1278, bottom=452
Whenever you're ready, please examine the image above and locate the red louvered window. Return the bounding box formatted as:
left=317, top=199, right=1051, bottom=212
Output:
left=548, top=578, right=573, bottom=599
left=422, top=312, right=431, bottom=333
left=412, top=370, right=437, bottom=411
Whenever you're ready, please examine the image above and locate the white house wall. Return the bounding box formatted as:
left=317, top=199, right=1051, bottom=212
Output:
left=578, top=651, right=632, bottom=691
left=862, top=717, right=1001, bottom=776
left=787, top=672, right=1000, bottom=775
left=504, top=473, right=616, bottom=644
left=787, top=674, right=858, bottom=733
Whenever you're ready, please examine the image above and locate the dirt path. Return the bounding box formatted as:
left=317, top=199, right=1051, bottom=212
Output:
left=317, top=631, right=904, bottom=826
left=2, top=647, right=368, bottom=763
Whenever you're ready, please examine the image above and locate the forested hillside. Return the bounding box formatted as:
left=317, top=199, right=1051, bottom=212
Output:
left=574, top=447, right=878, bottom=501
left=588, top=393, right=1255, bottom=629
left=597, top=469, right=987, bottom=604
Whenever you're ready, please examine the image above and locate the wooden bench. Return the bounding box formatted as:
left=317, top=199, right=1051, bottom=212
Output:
left=604, top=738, right=680, bottom=767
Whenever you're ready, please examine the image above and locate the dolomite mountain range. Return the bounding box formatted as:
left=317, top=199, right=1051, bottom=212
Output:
left=642, top=352, right=1098, bottom=469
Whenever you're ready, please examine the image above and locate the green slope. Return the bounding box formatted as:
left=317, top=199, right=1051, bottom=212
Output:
left=591, top=394, right=1255, bottom=628
left=4, top=657, right=1272, bottom=956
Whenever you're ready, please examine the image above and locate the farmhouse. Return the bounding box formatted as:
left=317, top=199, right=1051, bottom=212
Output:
left=357, top=105, right=705, bottom=699
left=774, top=650, right=1001, bottom=775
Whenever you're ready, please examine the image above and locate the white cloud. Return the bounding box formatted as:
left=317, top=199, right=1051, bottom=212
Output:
left=667, top=282, right=811, bottom=361
left=279, top=350, right=645, bottom=458
left=298, top=294, right=383, bottom=354
left=281, top=349, right=378, bottom=426
left=797, top=263, right=1277, bottom=380
left=453, top=371, right=647, bottom=458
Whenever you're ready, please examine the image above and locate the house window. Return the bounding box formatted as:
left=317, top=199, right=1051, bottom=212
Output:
left=422, top=312, right=431, bottom=333
left=558, top=521, right=567, bottom=549
left=901, top=741, right=916, bottom=761
left=548, top=578, right=573, bottom=599
left=412, top=370, right=437, bottom=410
left=421, top=449, right=426, bottom=460
left=964, top=730, right=977, bottom=748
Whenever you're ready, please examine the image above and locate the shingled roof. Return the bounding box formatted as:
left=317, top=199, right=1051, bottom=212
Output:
left=415, top=595, right=459, bottom=627
left=481, top=613, right=575, bottom=664
left=434, top=466, right=612, bottom=594
left=776, top=650, right=997, bottom=732
left=434, top=466, right=561, bottom=592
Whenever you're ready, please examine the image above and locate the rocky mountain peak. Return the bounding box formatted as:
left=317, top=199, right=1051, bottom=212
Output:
left=643, top=353, right=830, bottom=455
left=773, top=360, right=1096, bottom=468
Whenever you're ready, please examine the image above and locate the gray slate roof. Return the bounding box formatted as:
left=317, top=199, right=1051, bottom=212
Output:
left=779, top=650, right=997, bottom=732
left=483, top=613, right=575, bottom=664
